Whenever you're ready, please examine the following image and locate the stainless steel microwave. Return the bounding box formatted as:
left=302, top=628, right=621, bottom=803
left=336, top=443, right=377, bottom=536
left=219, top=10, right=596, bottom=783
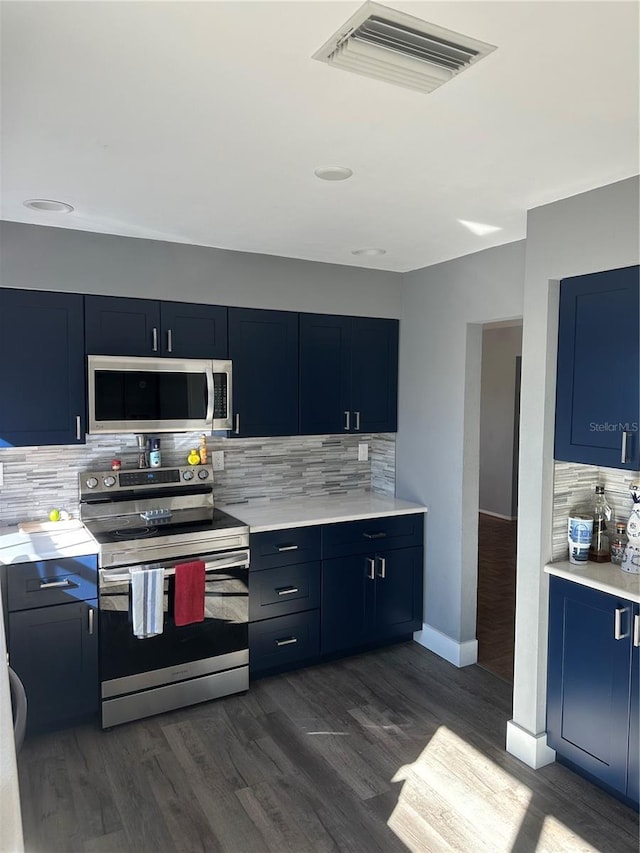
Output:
left=87, top=355, right=232, bottom=434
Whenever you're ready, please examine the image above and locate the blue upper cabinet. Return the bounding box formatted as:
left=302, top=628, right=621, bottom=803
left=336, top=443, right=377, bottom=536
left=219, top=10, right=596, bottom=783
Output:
left=85, top=295, right=227, bottom=358
left=555, top=265, right=639, bottom=469
left=300, top=314, right=398, bottom=435
left=228, top=308, right=299, bottom=437
left=0, top=289, right=86, bottom=447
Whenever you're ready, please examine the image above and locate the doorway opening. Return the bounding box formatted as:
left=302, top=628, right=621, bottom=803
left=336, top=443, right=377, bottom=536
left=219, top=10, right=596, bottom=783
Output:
left=476, top=322, right=522, bottom=682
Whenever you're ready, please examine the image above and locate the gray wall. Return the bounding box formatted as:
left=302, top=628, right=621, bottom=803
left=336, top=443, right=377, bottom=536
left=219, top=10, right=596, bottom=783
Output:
left=479, top=324, right=523, bottom=518
left=0, top=221, right=402, bottom=317
left=396, top=239, right=526, bottom=655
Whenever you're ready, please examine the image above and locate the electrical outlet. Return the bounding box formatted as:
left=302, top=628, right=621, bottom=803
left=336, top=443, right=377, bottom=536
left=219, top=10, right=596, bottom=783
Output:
left=212, top=451, right=224, bottom=471
left=358, top=443, right=369, bottom=462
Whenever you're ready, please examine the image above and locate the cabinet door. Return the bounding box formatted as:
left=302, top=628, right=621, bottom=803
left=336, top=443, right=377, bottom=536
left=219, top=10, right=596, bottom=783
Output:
left=628, top=605, right=639, bottom=804
left=321, top=555, right=372, bottom=655
left=85, top=295, right=161, bottom=356
left=547, top=578, right=632, bottom=794
left=229, top=308, right=298, bottom=437
left=299, top=313, right=351, bottom=434
left=372, top=547, right=423, bottom=641
left=9, top=599, right=99, bottom=733
left=555, top=266, right=639, bottom=469
left=159, top=302, right=227, bottom=359
left=351, top=317, right=399, bottom=434
left=0, top=289, right=85, bottom=447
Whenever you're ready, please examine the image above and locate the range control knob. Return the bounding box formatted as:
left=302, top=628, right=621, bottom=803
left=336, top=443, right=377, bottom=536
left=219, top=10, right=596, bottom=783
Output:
left=86, top=477, right=99, bottom=489
left=182, top=469, right=194, bottom=481
left=103, top=475, right=116, bottom=488
left=197, top=468, right=210, bottom=480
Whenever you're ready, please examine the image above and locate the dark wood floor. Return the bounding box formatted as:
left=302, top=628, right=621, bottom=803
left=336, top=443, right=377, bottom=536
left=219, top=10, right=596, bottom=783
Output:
left=18, top=642, right=639, bottom=853
left=477, top=513, right=517, bottom=682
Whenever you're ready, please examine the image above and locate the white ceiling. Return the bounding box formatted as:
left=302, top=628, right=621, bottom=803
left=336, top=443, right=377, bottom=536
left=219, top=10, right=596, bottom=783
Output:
left=1, top=1, right=638, bottom=273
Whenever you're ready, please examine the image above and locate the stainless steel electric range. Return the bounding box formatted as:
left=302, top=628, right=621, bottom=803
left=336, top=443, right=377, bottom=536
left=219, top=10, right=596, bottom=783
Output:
left=79, top=464, right=250, bottom=728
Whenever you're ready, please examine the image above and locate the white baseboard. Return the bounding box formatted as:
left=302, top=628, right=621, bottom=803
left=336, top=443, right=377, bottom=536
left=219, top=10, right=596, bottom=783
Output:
left=506, top=720, right=556, bottom=769
left=479, top=510, right=518, bottom=521
left=414, top=624, right=478, bottom=667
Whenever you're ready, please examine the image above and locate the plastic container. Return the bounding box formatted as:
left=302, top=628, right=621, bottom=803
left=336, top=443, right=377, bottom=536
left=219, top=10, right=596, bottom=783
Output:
left=149, top=437, right=161, bottom=468
left=199, top=434, right=208, bottom=465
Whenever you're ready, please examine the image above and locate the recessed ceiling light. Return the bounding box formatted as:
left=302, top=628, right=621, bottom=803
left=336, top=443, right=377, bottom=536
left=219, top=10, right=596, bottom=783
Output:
left=314, top=166, right=353, bottom=181
left=457, top=219, right=502, bottom=236
left=23, top=199, right=74, bottom=213
left=351, top=247, right=386, bottom=256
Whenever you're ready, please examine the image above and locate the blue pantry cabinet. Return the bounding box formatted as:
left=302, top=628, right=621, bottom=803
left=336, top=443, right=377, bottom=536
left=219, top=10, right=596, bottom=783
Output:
left=85, top=295, right=228, bottom=358
left=555, top=265, right=639, bottom=469
left=0, top=288, right=86, bottom=447
left=547, top=577, right=639, bottom=807
left=299, top=314, right=399, bottom=435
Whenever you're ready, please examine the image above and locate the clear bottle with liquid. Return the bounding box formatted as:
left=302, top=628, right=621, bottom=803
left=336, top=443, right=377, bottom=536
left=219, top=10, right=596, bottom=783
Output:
left=589, top=484, right=612, bottom=563
left=610, top=522, right=628, bottom=566
left=149, top=437, right=161, bottom=468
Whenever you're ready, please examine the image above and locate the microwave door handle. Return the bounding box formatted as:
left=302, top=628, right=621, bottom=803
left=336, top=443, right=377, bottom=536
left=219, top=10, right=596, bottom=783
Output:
left=205, top=365, right=215, bottom=426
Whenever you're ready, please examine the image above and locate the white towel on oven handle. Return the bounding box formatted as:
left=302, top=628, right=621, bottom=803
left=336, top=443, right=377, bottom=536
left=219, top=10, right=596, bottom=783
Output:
left=130, top=565, right=164, bottom=639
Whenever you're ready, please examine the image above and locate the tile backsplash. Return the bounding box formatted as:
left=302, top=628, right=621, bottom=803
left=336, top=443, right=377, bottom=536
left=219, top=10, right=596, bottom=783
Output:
left=552, top=461, right=639, bottom=560
left=0, top=433, right=396, bottom=526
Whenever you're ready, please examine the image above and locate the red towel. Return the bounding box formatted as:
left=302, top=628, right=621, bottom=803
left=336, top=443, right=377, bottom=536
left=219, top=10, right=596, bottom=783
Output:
left=174, top=560, right=206, bottom=626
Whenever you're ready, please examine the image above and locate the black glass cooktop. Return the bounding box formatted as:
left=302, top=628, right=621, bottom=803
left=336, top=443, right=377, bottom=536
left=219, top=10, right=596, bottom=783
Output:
left=85, top=507, right=247, bottom=546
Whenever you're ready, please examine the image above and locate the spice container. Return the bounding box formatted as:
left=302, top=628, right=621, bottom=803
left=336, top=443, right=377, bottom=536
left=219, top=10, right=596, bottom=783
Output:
left=610, top=522, right=628, bottom=565
left=149, top=437, right=161, bottom=468
left=199, top=434, right=208, bottom=465
left=589, top=484, right=612, bottom=563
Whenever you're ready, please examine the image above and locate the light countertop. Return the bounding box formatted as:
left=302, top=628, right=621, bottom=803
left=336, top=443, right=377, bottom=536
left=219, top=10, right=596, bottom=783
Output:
left=545, top=560, right=640, bottom=603
left=219, top=492, right=427, bottom=533
left=0, top=524, right=98, bottom=566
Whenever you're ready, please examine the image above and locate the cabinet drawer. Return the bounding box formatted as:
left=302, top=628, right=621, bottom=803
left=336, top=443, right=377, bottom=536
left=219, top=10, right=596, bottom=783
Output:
left=7, top=555, right=98, bottom=612
left=249, top=610, right=320, bottom=675
left=322, top=513, right=424, bottom=559
left=249, top=562, right=320, bottom=621
left=250, top=526, right=321, bottom=571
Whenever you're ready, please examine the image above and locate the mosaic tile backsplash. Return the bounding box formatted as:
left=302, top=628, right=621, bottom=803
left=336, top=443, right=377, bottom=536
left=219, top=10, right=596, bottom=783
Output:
left=552, top=461, right=640, bottom=560
left=0, top=433, right=396, bottom=526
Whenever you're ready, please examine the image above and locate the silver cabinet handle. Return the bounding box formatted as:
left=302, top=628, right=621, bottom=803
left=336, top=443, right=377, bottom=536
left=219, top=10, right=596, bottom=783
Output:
left=354, top=411, right=361, bottom=431
left=363, top=531, right=387, bottom=540
left=167, top=328, right=173, bottom=353
left=634, top=613, right=639, bottom=648
left=377, top=556, right=386, bottom=579
left=88, top=607, right=94, bottom=635
left=276, top=544, right=299, bottom=552
left=76, top=415, right=82, bottom=441
left=152, top=327, right=158, bottom=352
left=366, top=557, right=375, bottom=580
left=276, top=586, right=299, bottom=596
left=234, top=414, right=240, bottom=435
left=621, top=431, right=629, bottom=464
left=39, top=578, right=71, bottom=589
left=275, top=637, right=298, bottom=647
left=344, top=410, right=350, bottom=431
left=614, top=607, right=629, bottom=640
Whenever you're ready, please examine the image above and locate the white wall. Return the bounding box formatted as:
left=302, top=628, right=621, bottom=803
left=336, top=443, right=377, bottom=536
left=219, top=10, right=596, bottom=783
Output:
left=396, top=239, right=526, bottom=663
left=0, top=221, right=402, bottom=318
left=479, top=324, right=523, bottom=519
left=510, top=175, right=640, bottom=765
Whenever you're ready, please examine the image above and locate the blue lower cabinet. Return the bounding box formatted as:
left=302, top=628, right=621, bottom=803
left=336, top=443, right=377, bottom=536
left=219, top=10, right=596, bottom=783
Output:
left=249, top=610, right=320, bottom=677
left=547, top=577, right=638, bottom=807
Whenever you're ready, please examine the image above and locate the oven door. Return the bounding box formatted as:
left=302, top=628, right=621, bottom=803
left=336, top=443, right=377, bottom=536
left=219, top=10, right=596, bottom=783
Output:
left=99, top=549, right=249, bottom=699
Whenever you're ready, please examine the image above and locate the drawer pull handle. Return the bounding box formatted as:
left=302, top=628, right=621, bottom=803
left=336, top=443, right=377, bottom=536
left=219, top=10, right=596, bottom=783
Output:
left=276, top=586, right=299, bottom=596
left=167, top=328, right=173, bottom=353
left=88, top=607, right=95, bottom=635
left=276, top=544, right=299, bottom=552
left=621, top=430, right=629, bottom=464
left=354, top=411, right=361, bottom=431
left=344, top=411, right=350, bottom=431
left=634, top=613, right=639, bottom=648
left=39, top=578, right=72, bottom=589
left=152, top=327, right=158, bottom=352
left=377, top=556, right=386, bottom=579
left=614, top=607, right=629, bottom=640
left=275, top=637, right=298, bottom=647
left=363, top=532, right=387, bottom=539
left=366, top=557, right=375, bottom=580
left=234, top=413, right=240, bottom=435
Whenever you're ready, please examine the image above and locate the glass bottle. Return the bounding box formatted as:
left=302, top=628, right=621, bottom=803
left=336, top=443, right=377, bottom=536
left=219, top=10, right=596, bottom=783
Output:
left=589, top=484, right=612, bottom=563
left=610, top=522, right=628, bottom=565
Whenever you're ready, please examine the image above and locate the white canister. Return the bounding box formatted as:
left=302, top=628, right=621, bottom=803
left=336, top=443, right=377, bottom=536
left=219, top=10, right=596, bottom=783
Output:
left=568, top=515, right=593, bottom=565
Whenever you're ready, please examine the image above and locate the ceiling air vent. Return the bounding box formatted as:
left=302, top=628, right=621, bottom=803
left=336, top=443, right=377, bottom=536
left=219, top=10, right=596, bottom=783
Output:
left=313, top=1, right=496, bottom=94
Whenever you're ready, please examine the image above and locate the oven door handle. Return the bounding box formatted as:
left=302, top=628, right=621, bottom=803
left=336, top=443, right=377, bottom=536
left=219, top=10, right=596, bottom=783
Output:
left=99, top=549, right=251, bottom=586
